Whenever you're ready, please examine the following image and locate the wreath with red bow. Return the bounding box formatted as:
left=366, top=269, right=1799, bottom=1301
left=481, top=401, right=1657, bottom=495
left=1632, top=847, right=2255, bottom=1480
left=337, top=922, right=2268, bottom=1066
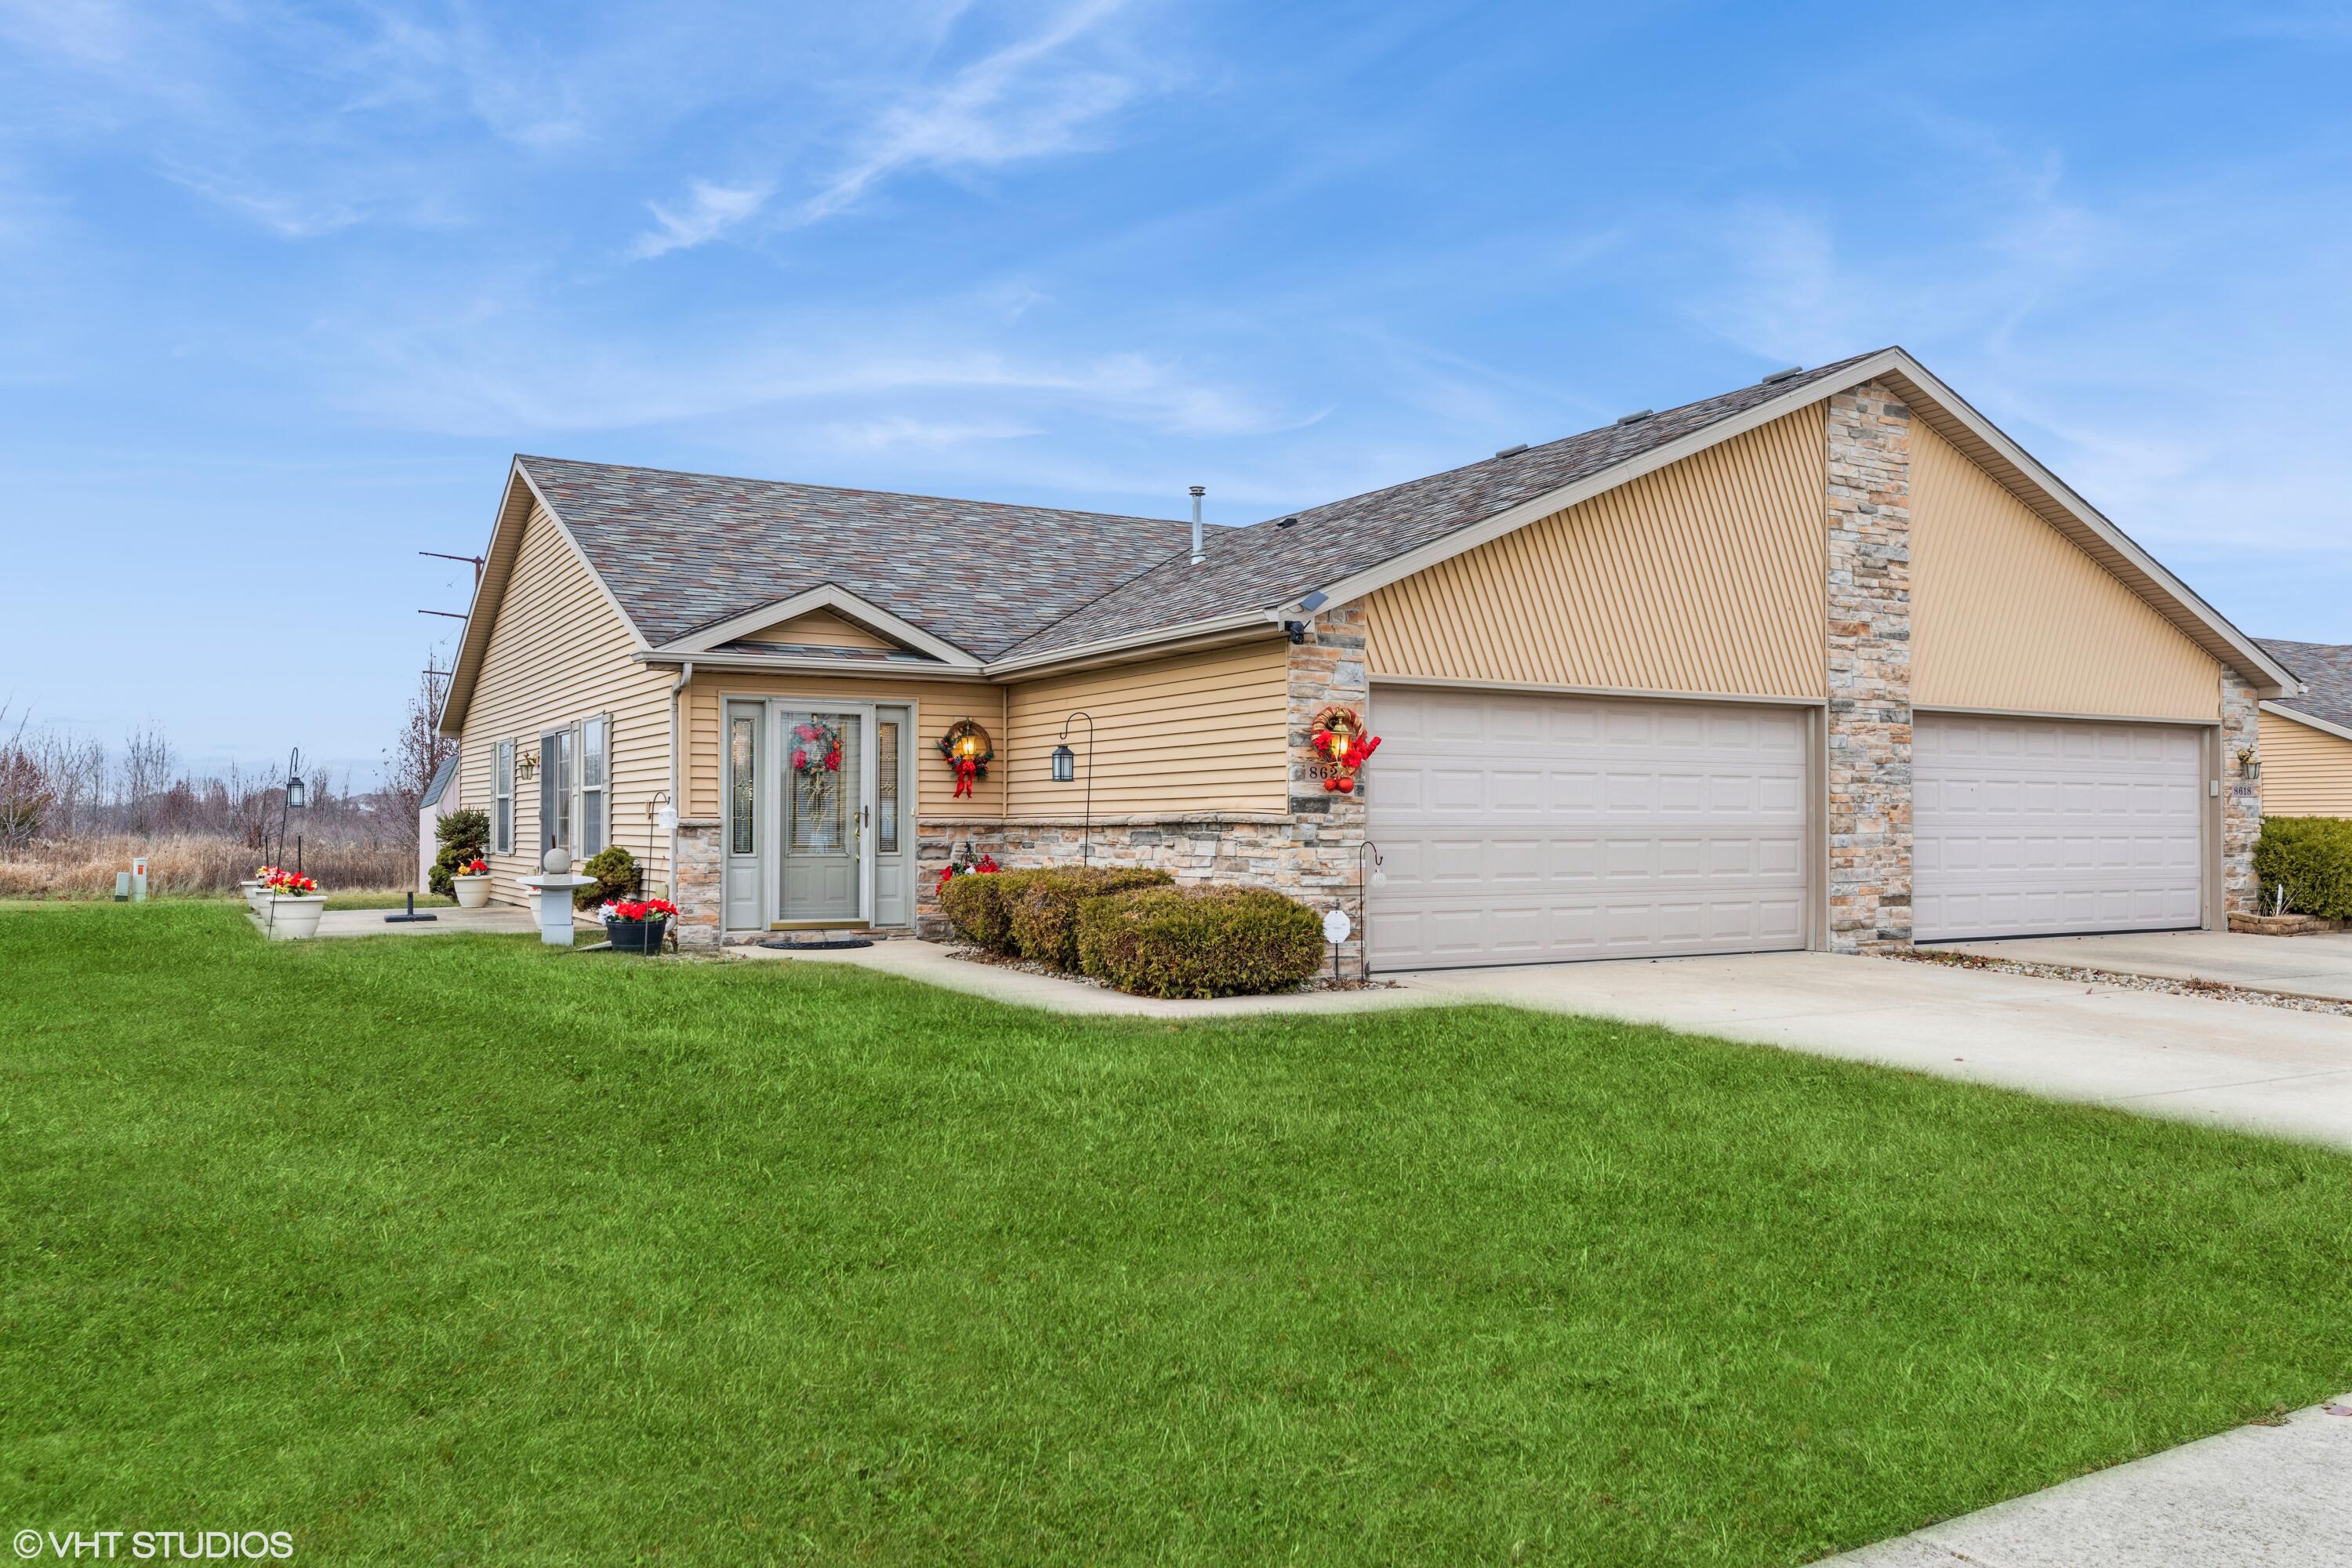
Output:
left=1308, top=704, right=1381, bottom=793
left=938, top=719, right=995, bottom=799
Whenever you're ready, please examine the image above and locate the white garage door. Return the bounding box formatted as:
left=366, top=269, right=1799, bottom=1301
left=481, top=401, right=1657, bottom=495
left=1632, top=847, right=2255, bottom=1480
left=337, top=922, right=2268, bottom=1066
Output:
left=1367, top=686, right=1809, bottom=971
left=1914, top=714, right=2203, bottom=941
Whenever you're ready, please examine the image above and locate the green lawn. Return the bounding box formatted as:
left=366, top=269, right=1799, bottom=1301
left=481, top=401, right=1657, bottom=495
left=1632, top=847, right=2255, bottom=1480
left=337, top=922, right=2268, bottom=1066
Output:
left=5, top=902, right=2350, bottom=1565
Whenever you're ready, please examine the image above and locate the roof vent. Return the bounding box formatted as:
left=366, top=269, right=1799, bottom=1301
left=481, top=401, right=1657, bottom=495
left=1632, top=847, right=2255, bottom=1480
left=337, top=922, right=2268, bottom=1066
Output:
left=1189, top=485, right=1206, bottom=565
left=1493, top=442, right=1530, bottom=459
left=1614, top=408, right=1653, bottom=426
left=1759, top=365, right=1806, bottom=385
left=1276, top=516, right=1299, bottom=528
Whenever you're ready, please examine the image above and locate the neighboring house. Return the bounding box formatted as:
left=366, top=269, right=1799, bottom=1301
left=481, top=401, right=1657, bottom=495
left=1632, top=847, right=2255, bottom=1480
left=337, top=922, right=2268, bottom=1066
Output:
left=2252, top=640, right=2352, bottom=817
left=416, top=751, right=459, bottom=894
left=435, top=346, right=2298, bottom=967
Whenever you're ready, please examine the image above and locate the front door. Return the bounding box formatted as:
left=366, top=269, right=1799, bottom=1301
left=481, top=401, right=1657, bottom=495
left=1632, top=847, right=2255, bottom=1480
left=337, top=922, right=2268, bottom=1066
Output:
left=779, top=710, right=863, bottom=922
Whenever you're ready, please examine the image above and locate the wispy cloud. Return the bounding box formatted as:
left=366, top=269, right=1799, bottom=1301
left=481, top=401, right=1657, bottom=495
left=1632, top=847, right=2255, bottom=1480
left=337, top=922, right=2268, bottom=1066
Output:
left=800, top=0, right=1146, bottom=223
left=629, top=179, right=775, bottom=259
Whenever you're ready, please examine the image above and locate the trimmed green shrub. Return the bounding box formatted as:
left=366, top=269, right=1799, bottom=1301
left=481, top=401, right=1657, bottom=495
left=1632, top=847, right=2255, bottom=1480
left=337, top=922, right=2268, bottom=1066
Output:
left=2253, top=815, right=2352, bottom=919
left=1003, top=867, right=1174, bottom=969
left=575, top=844, right=637, bottom=909
left=939, top=869, right=1018, bottom=953
left=428, top=808, right=489, bottom=898
left=1077, top=884, right=1326, bottom=999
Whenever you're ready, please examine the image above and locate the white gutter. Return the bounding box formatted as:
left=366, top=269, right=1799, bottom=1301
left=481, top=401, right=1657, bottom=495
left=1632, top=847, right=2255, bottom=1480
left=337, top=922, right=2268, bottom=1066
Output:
left=667, top=660, right=691, bottom=891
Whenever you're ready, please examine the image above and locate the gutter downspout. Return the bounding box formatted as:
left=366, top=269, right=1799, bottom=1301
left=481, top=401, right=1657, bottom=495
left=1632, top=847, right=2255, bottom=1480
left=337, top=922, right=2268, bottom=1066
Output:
left=669, top=661, right=692, bottom=896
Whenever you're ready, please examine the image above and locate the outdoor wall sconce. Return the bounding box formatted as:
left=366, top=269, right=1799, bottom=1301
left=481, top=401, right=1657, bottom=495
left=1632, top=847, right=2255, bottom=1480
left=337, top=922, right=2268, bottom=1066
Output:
left=517, top=746, right=540, bottom=779
left=2236, top=743, right=2261, bottom=781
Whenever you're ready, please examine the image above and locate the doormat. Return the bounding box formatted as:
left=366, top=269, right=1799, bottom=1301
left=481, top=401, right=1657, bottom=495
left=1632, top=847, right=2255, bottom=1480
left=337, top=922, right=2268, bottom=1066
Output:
left=758, top=937, right=874, bottom=951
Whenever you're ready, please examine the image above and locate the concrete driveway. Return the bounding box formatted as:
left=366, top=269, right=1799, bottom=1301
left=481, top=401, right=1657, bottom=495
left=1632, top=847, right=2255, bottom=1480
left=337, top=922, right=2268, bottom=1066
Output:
left=1397, top=950, right=2352, bottom=1149
left=1936, top=927, right=2352, bottom=1003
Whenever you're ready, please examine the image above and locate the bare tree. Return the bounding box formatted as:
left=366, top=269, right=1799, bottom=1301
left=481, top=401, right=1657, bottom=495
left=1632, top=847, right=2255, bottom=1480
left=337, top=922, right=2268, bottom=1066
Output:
left=22, top=725, right=103, bottom=838
left=0, top=704, right=52, bottom=856
left=383, top=666, right=456, bottom=849
left=118, top=721, right=175, bottom=834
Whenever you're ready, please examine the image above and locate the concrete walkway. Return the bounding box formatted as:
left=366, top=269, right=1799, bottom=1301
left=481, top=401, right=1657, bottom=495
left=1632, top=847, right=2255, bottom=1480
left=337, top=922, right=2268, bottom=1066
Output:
left=1820, top=1395, right=2352, bottom=1566
left=1941, top=928, right=2352, bottom=1004
left=724, top=937, right=1427, bottom=1018
left=728, top=940, right=2352, bottom=1149
left=287, top=905, right=541, bottom=938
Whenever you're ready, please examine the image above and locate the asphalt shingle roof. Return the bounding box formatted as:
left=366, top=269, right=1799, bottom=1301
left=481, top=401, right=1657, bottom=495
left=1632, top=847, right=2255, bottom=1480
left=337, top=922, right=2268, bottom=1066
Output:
left=2256, top=639, right=2352, bottom=731
left=517, top=349, right=1889, bottom=666
left=520, top=458, right=1197, bottom=659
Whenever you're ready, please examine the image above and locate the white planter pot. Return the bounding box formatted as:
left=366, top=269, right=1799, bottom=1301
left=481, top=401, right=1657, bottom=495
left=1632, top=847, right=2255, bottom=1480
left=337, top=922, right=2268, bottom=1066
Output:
left=452, top=874, right=492, bottom=909
left=240, top=880, right=265, bottom=910
left=260, top=894, right=328, bottom=939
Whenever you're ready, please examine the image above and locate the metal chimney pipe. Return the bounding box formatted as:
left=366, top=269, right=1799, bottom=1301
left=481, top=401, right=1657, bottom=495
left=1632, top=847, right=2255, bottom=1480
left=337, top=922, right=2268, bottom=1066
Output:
left=1189, top=485, right=1206, bottom=564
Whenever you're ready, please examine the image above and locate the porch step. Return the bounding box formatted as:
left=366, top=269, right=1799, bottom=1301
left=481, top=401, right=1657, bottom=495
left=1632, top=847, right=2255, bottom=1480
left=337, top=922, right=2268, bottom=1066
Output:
left=769, top=919, right=871, bottom=932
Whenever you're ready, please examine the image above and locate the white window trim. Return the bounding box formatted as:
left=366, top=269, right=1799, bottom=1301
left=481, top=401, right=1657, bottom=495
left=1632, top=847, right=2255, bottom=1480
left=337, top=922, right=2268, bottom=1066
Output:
left=493, top=739, right=514, bottom=855
left=579, top=713, right=610, bottom=858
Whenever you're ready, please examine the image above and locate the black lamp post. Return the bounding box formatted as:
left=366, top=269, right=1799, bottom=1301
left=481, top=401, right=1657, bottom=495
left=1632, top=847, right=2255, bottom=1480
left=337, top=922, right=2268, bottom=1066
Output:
left=277, top=746, right=306, bottom=875
left=1052, top=710, right=1094, bottom=866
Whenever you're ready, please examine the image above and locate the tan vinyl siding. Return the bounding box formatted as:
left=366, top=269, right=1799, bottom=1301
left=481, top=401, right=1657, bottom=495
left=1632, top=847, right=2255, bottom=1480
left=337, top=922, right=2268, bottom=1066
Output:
left=1911, top=422, right=2220, bottom=720
left=1001, top=639, right=1290, bottom=819
left=2259, top=708, right=2352, bottom=818
left=684, top=673, right=1006, bottom=820
left=1363, top=406, right=1828, bottom=699
left=742, top=608, right=897, bottom=649
left=456, top=503, right=675, bottom=902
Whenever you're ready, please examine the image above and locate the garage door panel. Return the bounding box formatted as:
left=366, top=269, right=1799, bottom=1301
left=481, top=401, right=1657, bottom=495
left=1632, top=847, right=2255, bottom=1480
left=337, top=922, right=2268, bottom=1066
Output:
left=1915, top=713, right=2201, bottom=941
left=1370, top=687, right=1810, bottom=969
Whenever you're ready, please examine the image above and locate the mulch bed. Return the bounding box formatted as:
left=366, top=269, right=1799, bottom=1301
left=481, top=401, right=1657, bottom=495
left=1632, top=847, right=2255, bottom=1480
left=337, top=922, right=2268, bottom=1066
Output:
left=1899, top=948, right=2352, bottom=1018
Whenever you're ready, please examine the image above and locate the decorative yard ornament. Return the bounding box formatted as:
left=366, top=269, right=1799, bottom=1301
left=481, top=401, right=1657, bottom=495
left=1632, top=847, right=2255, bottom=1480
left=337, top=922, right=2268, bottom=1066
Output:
left=1308, top=705, right=1382, bottom=794
left=937, top=718, right=994, bottom=799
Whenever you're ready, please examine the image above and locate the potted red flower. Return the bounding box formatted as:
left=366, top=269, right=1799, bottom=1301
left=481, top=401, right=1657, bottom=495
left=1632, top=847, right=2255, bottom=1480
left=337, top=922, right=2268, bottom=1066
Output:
left=258, top=868, right=325, bottom=939
left=452, top=857, right=493, bottom=909
left=600, top=895, right=678, bottom=954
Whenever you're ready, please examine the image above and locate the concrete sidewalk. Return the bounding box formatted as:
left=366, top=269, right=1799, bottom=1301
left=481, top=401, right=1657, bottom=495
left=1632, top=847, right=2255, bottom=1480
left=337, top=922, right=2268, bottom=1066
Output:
left=1821, top=1394, right=2352, bottom=1566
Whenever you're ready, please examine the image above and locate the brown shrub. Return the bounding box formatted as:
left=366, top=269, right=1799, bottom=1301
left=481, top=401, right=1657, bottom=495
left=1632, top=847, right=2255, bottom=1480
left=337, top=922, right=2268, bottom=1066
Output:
left=1076, top=885, right=1325, bottom=998
left=1001, top=866, right=1175, bottom=969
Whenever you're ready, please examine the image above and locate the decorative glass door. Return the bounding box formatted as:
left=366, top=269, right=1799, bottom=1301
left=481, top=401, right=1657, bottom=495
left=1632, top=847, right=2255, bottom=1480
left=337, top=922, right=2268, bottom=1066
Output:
left=873, top=707, right=911, bottom=928
left=779, top=710, right=863, bottom=921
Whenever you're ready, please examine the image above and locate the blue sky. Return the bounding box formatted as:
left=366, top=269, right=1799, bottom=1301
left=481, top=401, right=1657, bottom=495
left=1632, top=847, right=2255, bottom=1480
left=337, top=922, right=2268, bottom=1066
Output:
left=7, top=1, right=2350, bottom=783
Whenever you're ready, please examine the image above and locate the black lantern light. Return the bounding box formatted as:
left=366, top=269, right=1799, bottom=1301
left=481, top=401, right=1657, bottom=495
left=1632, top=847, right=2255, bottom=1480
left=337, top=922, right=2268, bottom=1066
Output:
left=1050, top=743, right=1075, bottom=783
left=276, top=746, right=306, bottom=876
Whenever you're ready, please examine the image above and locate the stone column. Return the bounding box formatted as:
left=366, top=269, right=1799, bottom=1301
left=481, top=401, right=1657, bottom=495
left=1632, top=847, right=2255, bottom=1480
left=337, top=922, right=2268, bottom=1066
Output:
left=1288, top=603, right=1369, bottom=974
left=672, top=821, right=723, bottom=950
left=2220, top=670, right=2262, bottom=916
left=1823, top=381, right=1915, bottom=953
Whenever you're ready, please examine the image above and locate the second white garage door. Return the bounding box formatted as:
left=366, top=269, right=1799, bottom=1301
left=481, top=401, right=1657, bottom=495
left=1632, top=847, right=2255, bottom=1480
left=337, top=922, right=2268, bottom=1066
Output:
left=1914, top=713, right=2204, bottom=941
left=1367, top=687, right=1809, bottom=970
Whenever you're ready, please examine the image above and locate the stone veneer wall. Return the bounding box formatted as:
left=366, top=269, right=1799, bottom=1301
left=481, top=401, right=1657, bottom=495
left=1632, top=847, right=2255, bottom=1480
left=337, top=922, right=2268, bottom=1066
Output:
left=913, top=612, right=1373, bottom=973
left=2220, top=670, right=2262, bottom=914
left=1822, top=380, right=1915, bottom=953
left=673, top=821, right=724, bottom=950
